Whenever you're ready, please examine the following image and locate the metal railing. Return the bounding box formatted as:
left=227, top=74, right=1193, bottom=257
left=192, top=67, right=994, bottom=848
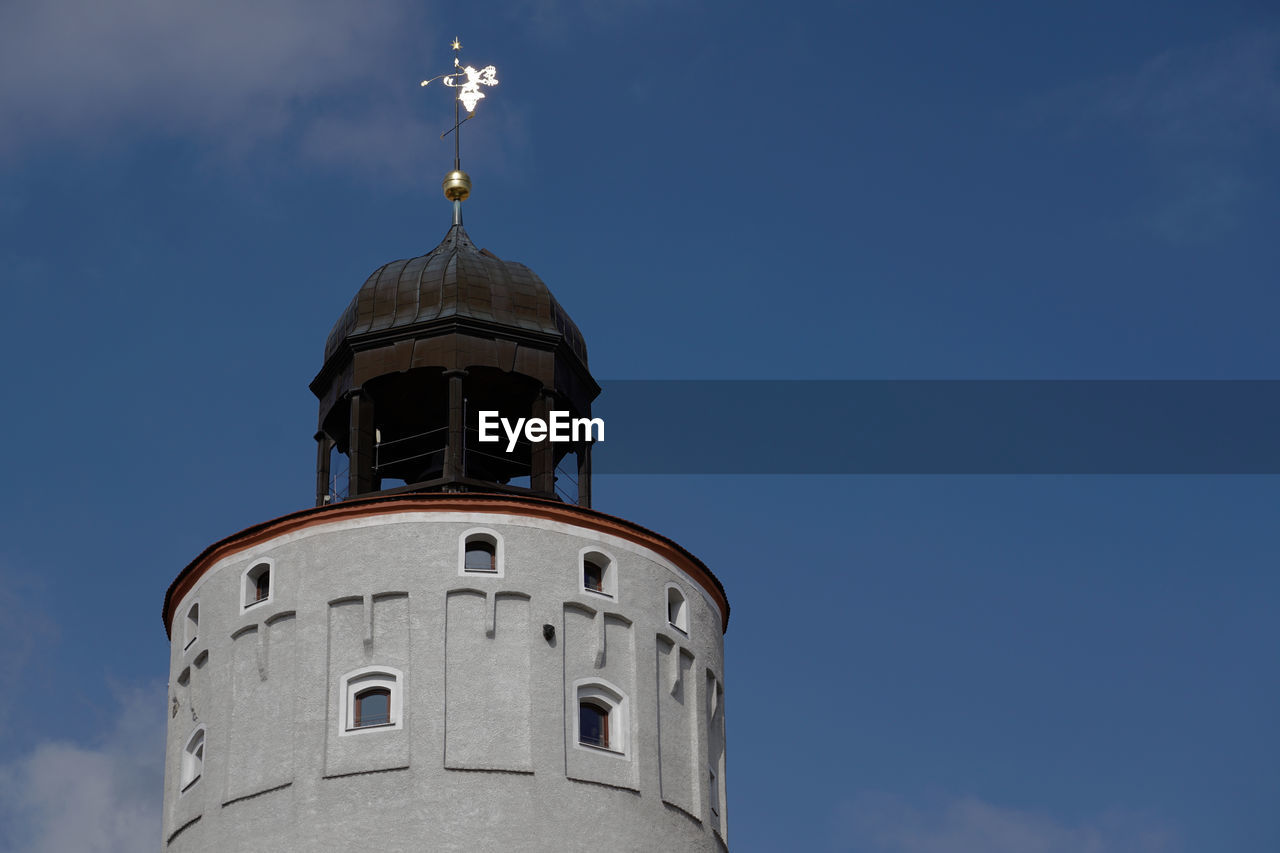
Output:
left=324, top=424, right=585, bottom=502
left=374, top=425, right=448, bottom=472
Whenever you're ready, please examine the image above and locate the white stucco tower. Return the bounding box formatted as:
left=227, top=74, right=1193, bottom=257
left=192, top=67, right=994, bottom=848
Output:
left=159, top=128, right=731, bottom=847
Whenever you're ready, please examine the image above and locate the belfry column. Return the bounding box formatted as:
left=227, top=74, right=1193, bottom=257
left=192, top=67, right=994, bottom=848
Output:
left=443, top=369, right=467, bottom=483
left=577, top=438, right=592, bottom=508
left=532, top=389, right=556, bottom=495
left=347, top=388, right=377, bottom=496
left=314, top=431, right=332, bottom=506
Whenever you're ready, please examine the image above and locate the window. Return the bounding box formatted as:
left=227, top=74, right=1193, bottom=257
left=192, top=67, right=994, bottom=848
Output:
left=666, top=585, right=687, bottom=632
left=579, top=549, right=616, bottom=598
left=242, top=560, right=273, bottom=611
left=458, top=529, right=504, bottom=577
left=180, top=728, right=205, bottom=791
left=465, top=538, right=496, bottom=572
left=354, top=687, right=391, bottom=728
left=710, top=769, right=720, bottom=817
left=579, top=701, right=609, bottom=748
left=583, top=559, right=604, bottom=592
left=184, top=602, right=199, bottom=650
left=339, top=667, right=403, bottom=735
left=574, top=680, right=628, bottom=756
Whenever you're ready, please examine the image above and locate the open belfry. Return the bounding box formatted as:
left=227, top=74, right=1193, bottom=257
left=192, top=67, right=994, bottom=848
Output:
left=160, top=40, right=730, bottom=852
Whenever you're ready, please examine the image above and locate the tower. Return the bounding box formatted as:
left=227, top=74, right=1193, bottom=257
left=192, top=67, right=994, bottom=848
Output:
left=159, top=41, right=730, bottom=852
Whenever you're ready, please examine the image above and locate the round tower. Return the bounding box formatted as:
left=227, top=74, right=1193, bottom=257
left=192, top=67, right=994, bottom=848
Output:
left=159, top=43, right=730, bottom=852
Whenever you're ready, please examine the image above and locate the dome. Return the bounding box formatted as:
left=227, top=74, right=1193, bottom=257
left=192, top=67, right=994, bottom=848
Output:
left=310, top=221, right=601, bottom=505
left=323, top=224, right=587, bottom=368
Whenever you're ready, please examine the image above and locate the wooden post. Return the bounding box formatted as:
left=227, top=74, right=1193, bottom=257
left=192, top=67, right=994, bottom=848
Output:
left=577, top=436, right=592, bottom=508
left=314, top=430, right=332, bottom=506
left=348, top=389, right=377, bottom=496
left=532, top=390, right=555, bottom=496
left=443, top=370, right=467, bottom=485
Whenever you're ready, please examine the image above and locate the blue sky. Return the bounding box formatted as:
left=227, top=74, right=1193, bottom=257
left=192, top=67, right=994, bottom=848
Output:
left=1, top=1, right=1277, bottom=851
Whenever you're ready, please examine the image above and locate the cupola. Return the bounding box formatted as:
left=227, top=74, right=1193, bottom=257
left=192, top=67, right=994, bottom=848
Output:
left=310, top=219, right=599, bottom=505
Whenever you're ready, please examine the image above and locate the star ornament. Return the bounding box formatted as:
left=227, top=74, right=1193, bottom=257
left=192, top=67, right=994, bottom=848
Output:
left=451, top=38, right=461, bottom=51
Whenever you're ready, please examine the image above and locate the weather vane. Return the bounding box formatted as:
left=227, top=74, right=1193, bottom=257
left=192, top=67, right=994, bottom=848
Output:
left=421, top=38, right=499, bottom=211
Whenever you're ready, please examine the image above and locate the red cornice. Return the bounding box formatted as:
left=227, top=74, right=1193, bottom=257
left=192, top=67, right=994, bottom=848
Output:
left=162, top=493, right=729, bottom=637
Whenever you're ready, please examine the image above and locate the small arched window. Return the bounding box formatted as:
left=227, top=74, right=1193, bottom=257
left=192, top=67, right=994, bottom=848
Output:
left=580, top=549, right=615, bottom=598
left=339, top=667, right=403, bottom=735
left=583, top=559, right=604, bottom=591
left=579, top=700, right=609, bottom=748
left=354, top=687, right=391, bottom=728
left=574, top=680, right=628, bottom=756
left=464, top=537, right=497, bottom=572
left=243, top=561, right=272, bottom=610
left=458, top=529, right=504, bottom=577
left=184, top=602, right=200, bottom=650
left=666, top=585, right=687, bottom=633
left=180, top=728, right=205, bottom=791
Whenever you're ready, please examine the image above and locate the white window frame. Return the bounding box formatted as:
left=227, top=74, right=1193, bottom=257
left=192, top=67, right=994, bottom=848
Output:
left=457, top=528, right=504, bottom=578
left=338, top=666, right=404, bottom=736
left=240, top=558, right=275, bottom=613
left=572, top=678, right=629, bottom=758
left=180, top=726, right=205, bottom=792
left=183, top=601, right=200, bottom=650
left=665, top=583, right=688, bottom=633
left=578, top=547, right=617, bottom=599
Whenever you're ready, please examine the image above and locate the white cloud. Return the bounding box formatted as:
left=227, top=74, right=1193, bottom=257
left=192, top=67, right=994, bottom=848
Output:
left=0, top=576, right=57, bottom=733
left=0, top=0, right=423, bottom=171
left=836, top=792, right=1181, bottom=853
left=0, top=684, right=165, bottom=853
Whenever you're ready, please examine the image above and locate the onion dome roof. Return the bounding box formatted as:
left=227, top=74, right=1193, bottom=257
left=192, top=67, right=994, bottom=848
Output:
left=323, top=224, right=587, bottom=367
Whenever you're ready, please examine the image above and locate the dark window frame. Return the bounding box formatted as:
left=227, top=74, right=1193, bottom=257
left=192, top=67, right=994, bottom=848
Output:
left=583, top=559, right=605, bottom=593
left=464, top=538, right=497, bottom=572
left=245, top=563, right=272, bottom=608
left=353, top=686, right=392, bottom=728
left=578, top=699, right=610, bottom=749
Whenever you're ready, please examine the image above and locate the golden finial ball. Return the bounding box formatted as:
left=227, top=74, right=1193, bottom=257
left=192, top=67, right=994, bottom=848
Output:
left=443, top=169, right=472, bottom=202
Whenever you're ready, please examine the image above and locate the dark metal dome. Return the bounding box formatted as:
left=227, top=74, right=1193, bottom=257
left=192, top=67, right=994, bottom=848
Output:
left=323, top=224, right=587, bottom=367
left=311, top=221, right=600, bottom=507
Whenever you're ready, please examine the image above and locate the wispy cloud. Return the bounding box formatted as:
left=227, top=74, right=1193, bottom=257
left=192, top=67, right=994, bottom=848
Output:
left=0, top=574, right=57, bottom=734
left=0, top=0, right=429, bottom=175
left=1037, top=29, right=1280, bottom=241
left=0, top=684, right=165, bottom=853
left=1093, top=31, right=1280, bottom=151
left=835, top=792, right=1181, bottom=853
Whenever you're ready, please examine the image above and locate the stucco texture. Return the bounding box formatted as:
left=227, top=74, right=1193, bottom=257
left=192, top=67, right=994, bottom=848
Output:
left=161, top=510, right=728, bottom=852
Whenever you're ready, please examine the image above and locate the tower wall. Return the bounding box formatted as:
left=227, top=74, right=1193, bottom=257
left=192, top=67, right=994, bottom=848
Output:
left=161, top=497, right=729, bottom=852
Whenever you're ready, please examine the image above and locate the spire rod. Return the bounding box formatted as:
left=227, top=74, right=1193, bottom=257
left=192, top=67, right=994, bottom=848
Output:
left=421, top=37, right=500, bottom=209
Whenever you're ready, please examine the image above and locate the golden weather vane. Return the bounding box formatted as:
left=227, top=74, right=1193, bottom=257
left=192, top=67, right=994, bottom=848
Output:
left=421, top=37, right=500, bottom=208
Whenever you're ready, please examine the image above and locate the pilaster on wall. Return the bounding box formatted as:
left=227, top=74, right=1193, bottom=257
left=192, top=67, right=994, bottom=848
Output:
left=225, top=613, right=297, bottom=805
left=563, top=603, right=638, bottom=791
left=657, top=635, right=699, bottom=819
left=323, top=594, right=410, bottom=778
left=444, top=588, right=534, bottom=772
